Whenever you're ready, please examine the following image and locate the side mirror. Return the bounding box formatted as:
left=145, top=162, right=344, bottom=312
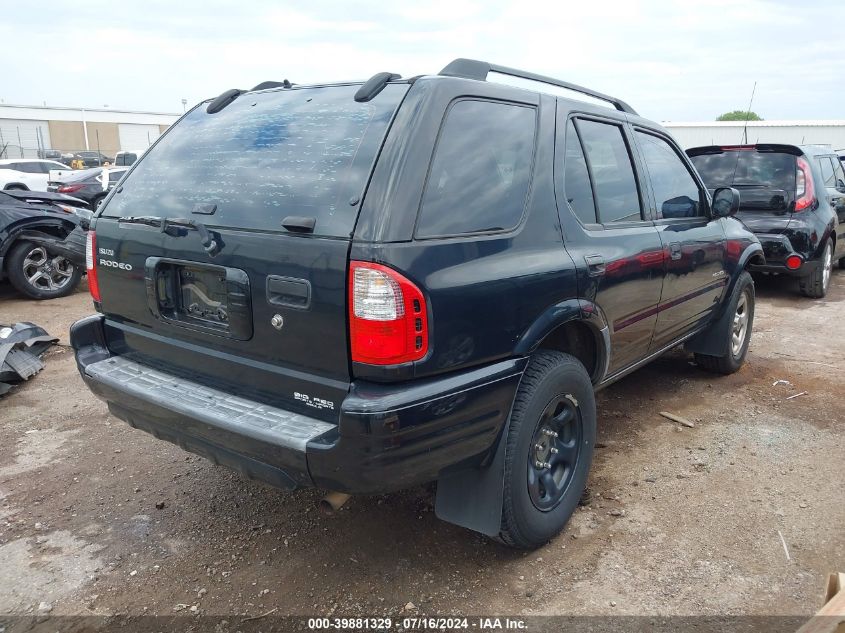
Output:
left=712, top=187, right=740, bottom=218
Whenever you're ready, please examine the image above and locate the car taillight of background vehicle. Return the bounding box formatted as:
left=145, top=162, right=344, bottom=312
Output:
left=85, top=230, right=101, bottom=302
left=57, top=183, right=84, bottom=194
left=349, top=261, right=428, bottom=365
left=785, top=254, right=803, bottom=270
left=794, top=156, right=816, bottom=212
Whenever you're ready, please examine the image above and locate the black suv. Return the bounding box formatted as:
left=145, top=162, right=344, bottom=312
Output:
left=70, top=60, right=762, bottom=548
left=688, top=144, right=845, bottom=298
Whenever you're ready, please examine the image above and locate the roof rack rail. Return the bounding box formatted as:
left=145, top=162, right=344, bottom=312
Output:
left=251, top=79, right=293, bottom=91
left=439, top=58, right=637, bottom=115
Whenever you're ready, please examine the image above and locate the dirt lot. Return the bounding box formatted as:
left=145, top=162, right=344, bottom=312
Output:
left=0, top=272, right=843, bottom=621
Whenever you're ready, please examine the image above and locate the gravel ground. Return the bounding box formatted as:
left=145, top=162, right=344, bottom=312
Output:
left=0, top=271, right=842, bottom=622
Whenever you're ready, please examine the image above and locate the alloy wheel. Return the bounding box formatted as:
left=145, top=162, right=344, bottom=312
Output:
left=730, top=289, right=751, bottom=357
left=822, top=242, right=832, bottom=293
left=527, top=394, right=583, bottom=512
left=21, top=246, right=75, bottom=292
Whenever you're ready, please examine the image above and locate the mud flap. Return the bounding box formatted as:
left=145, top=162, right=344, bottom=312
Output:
left=434, top=423, right=510, bottom=537
left=683, top=303, right=732, bottom=357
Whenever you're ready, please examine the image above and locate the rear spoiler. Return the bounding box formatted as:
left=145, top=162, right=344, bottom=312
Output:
left=687, top=144, right=803, bottom=157
left=2, top=189, right=88, bottom=207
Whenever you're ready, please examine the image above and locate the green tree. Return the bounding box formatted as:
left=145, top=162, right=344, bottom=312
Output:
left=717, top=110, right=763, bottom=121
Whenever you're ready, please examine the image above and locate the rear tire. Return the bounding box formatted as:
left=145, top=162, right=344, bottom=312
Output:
left=498, top=351, right=596, bottom=549
left=694, top=271, right=754, bottom=375
left=6, top=240, right=82, bottom=300
left=838, top=256, right=845, bottom=270
left=799, top=239, right=833, bottom=298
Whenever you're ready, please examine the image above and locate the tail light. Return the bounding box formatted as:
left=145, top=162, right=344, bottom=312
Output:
left=57, top=183, right=84, bottom=194
left=794, top=156, right=816, bottom=212
left=349, top=261, right=428, bottom=365
left=85, top=230, right=101, bottom=302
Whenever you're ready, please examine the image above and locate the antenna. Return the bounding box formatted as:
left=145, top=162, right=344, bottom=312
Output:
left=741, top=81, right=757, bottom=144
left=730, top=81, right=758, bottom=186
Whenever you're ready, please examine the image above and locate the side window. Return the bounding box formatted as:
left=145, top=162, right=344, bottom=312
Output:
left=415, top=100, right=535, bottom=238
left=37, top=162, right=56, bottom=174
left=18, top=163, right=41, bottom=174
left=562, top=121, right=597, bottom=224
left=576, top=119, right=642, bottom=223
left=635, top=131, right=703, bottom=219
left=832, top=158, right=845, bottom=191
left=816, top=156, right=836, bottom=188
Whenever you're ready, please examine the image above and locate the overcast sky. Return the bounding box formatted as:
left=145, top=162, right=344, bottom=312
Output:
left=3, top=0, right=843, bottom=122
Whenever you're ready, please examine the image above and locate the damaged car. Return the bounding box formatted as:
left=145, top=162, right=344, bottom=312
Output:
left=0, top=189, right=91, bottom=299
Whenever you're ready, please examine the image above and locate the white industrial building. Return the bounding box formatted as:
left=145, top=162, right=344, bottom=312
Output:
left=0, top=104, right=180, bottom=159
left=663, top=120, right=845, bottom=152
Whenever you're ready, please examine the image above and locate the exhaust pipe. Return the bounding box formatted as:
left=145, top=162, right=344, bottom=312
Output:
left=319, top=491, right=351, bottom=515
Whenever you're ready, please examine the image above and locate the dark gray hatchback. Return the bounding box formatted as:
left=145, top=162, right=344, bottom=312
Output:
left=72, top=60, right=762, bottom=548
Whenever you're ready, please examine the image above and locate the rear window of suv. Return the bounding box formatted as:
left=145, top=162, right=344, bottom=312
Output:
left=102, top=84, right=408, bottom=237
left=689, top=150, right=796, bottom=191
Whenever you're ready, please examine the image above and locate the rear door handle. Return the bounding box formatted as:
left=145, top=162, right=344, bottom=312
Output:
left=584, top=254, right=606, bottom=277
left=669, top=242, right=682, bottom=260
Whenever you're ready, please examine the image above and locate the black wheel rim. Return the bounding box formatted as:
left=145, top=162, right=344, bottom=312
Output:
left=527, top=394, right=583, bottom=512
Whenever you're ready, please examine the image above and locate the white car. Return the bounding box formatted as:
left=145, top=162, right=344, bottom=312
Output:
left=0, top=159, right=74, bottom=192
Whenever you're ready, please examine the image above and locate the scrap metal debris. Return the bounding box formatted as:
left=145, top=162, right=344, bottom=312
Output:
left=0, top=322, right=58, bottom=395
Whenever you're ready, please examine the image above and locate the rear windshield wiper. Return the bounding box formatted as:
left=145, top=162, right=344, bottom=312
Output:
left=119, top=215, right=165, bottom=227
left=118, top=215, right=221, bottom=256
left=162, top=217, right=221, bottom=257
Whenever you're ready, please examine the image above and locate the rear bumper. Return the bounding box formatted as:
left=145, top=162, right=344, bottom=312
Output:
left=71, top=314, right=525, bottom=494
left=748, top=233, right=820, bottom=276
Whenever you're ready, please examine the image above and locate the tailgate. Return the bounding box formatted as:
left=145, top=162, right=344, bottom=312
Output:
left=92, top=82, right=408, bottom=422
left=94, top=219, right=351, bottom=421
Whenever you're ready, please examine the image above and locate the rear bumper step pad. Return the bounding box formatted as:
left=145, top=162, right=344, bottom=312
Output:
left=84, top=356, right=334, bottom=452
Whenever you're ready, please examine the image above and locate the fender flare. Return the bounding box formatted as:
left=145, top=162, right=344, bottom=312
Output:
left=435, top=299, right=610, bottom=537
left=725, top=242, right=764, bottom=299
left=514, top=297, right=611, bottom=383
left=2, top=182, right=29, bottom=191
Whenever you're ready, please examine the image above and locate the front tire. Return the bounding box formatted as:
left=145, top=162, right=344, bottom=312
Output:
left=695, top=271, right=754, bottom=375
left=799, top=238, right=833, bottom=298
left=6, top=240, right=82, bottom=299
left=498, top=351, right=596, bottom=549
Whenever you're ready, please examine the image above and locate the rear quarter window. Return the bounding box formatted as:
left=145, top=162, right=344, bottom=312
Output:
left=414, top=99, right=536, bottom=238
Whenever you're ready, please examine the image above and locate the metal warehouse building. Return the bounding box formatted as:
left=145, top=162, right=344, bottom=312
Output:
left=0, top=104, right=180, bottom=159
left=663, top=120, right=845, bottom=151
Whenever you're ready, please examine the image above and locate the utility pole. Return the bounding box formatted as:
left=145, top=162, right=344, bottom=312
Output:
left=82, top=108, right=90, bottom=150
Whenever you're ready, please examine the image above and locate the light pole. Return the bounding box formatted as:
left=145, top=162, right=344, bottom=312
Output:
left=181, top=99, right=187, bottom=113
